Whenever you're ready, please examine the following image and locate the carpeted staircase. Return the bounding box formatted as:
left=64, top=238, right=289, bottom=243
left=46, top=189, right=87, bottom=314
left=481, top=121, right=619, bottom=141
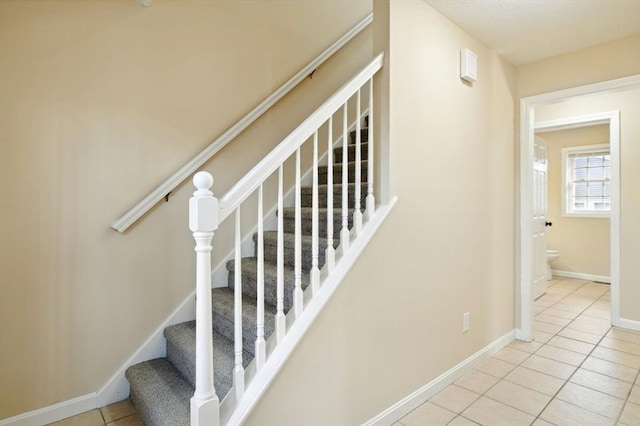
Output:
left=125, top=123, right=369, bottom=426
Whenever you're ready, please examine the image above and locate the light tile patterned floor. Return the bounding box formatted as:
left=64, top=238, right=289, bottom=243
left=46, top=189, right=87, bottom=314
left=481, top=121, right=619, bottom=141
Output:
left=396, top=277, right=640, bottom=426
left=47, top=400, right=141, bottom=426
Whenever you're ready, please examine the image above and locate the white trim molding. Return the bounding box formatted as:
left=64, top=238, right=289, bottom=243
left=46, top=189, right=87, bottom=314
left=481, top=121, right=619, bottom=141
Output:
left=0, top=394, right=96, bottom=426
left=363, top=330, right=515, bottom=426
left=518, top=76, right=639, bottom=342
left=618, top=318, right=640, bottom=332
left=551, top=270, right=611, bottom=284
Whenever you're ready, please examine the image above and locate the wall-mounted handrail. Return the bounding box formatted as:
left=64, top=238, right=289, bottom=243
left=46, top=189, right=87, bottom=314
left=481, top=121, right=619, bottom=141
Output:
left=111, top=13, right=373, bottom=233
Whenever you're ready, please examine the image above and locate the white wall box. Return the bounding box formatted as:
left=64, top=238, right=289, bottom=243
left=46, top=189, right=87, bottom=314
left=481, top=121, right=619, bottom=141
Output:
left=460, top=49, right=477, bottom=83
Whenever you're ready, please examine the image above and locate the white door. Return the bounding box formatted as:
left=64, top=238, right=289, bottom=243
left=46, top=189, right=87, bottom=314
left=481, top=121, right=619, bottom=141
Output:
left=532, top=136, right=548, bottom=299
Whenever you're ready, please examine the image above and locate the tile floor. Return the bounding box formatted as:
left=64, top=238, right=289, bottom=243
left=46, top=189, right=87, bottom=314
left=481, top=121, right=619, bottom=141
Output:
left=396, top=277, right=640, bottom=426
left=47, top=400, right=141, bottom=426
left=48, top=277, right=640, bottom=426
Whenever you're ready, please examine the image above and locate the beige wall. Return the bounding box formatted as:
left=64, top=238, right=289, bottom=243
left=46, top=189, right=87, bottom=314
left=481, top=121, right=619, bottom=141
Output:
left=246, top=1, right=516, bottom=423
left=535, top=88, right=640, bottom=322
left=538, top=126, right=610, bottom=278
left=0, top=0, right=373, bottom=419
left=516, top=35, right=640, bottom=98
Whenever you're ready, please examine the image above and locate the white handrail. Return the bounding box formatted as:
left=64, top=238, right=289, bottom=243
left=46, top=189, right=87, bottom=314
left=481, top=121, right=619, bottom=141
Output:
left=111, top=13, right=373, bottom=233
left=218, top=53, right=384, bottom=224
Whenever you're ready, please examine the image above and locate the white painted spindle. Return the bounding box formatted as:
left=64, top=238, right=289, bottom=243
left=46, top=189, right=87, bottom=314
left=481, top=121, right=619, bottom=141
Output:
left=354, top=89, right=363, bottom=235
left=294, top=148, right=304, bottom=318
left=310, top=131, right=320, bottom=294
left=189, top=172, right=220, bottom=426
left=325, top=116, right=335, bottom=271
left=233, top=206, right=244, bottom=401
left=340, top=103, right=350, bottom=252
left=233, top=208, right=244, bottom=400
left=366, top=78, right=375, bottom=221
left=275, top=165, right=285, bottom=343
left=255, top=185, right=266, bottom=370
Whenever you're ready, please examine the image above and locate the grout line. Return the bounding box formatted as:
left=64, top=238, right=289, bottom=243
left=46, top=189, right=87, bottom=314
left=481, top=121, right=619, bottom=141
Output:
left=530, top=280, right=620, bottom=424
left=615, top=368, right=640, bottom=425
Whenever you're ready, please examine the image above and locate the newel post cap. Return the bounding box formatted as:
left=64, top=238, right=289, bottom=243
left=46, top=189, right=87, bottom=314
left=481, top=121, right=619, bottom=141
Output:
left=189, top=172, right=219, bottom=233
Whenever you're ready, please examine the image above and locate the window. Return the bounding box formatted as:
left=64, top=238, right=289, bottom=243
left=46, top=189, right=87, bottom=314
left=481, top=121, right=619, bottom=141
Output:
left=562, top=144, right=610, bottom=218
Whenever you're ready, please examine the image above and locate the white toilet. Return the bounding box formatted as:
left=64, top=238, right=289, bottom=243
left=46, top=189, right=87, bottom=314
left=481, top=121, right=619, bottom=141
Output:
left=546, top=249, right=560, bottom=280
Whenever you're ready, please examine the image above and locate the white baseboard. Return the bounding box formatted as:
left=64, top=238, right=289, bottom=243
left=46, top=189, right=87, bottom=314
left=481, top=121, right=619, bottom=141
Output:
left=96, top=293, right=196, bottom=407
left=363, top=329, right=516, bottom=426
left=551, top=269, right=611, bottom=284
left=617, top=317, right=640, bottom=332
left=0, top=393, right=96, bottom=426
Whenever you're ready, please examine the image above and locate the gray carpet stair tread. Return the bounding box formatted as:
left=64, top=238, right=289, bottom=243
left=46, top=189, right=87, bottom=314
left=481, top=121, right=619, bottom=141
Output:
left=211, top=287, right=276, bottom=355
left=318, top=160, right=368, bottom=173
left=333, top=142, right=369, bottom=162
left=258, top=230, right=336, bottom=270
left=226, top=257, right=310, bottom=312
left=300, top=183, right=368, bottom=208
left=126, top=358, right=192, bottom=426
left=318, top=160, right=368, bottom=185
left=280, top=207, right=355, bottom=218
left=280, top=207, right=354, bottom=239
left=349, top=128, right=369, bottom=143
left=259, top=229, right=333, bottom=248
left=163, top=322, right=252, bottom=396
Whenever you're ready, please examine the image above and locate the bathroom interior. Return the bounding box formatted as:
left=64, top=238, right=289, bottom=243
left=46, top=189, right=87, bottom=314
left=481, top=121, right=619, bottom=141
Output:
left=536, top=124, right=611, bottom=301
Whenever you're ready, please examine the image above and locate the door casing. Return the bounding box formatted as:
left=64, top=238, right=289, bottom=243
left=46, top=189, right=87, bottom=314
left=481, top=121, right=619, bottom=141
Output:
left=516, top=75, right=639, bottom=341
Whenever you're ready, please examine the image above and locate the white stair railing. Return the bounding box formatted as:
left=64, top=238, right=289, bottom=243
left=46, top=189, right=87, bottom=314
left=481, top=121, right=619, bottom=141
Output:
left=189, top=52, right=384, bottom=426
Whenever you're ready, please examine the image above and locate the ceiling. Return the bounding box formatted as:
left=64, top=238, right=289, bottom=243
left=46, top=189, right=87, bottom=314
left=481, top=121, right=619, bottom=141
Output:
left=424, top=0, right=640, bottom=65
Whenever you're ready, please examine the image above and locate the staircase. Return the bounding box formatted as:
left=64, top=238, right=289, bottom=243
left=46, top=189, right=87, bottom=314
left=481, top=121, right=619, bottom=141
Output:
left=125, top=126, right=370, bottom=426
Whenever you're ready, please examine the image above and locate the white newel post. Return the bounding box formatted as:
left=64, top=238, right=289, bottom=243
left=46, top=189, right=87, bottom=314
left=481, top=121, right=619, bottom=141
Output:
left=189, top=172, right=220, bottom=426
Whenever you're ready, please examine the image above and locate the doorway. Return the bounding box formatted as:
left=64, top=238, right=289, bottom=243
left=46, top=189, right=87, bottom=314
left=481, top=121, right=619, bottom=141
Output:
left=516, top=75, right=639, bottom=342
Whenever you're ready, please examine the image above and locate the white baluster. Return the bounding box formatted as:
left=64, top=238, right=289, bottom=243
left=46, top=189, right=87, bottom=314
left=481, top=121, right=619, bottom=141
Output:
left=255, top=184, right=266, bottom=370
left=275, top=164, right=285, bottom=343
left=340, top=103, right=350, bottom=252
left=325, top=116, right=335, bottom=271
left=189, top=172, right=219, bottom=426
left=294, top=148, right=303, bottom=318
left=233, top=207, right=244, bottom=400
left=366, top=78, right=375, bottom=221
left=354, top=89, right=363, bottom=235
left=310, top=131, right=320, bottom=294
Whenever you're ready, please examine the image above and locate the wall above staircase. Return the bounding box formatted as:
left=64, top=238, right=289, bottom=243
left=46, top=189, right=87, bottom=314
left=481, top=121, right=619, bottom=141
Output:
left=0, top=0, right=372, bottom=421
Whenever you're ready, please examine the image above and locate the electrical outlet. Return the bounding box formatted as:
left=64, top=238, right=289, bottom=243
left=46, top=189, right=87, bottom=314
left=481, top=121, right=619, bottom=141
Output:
left=462, top=312, right=470, bottom=333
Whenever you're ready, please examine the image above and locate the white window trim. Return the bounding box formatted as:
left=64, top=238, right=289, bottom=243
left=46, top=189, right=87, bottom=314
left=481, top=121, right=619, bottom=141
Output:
left=561, top=143, right=610, bottom=218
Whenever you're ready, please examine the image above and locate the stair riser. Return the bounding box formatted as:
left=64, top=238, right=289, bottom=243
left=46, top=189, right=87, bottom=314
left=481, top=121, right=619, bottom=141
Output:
left=259, top=236, right=333, bottom=271
left=282, top=213, right=351, bottom=240
left=333, top=143, right=369, bottom=163
left=227, top=269, right=295, bottom=314
left=212, top=310, right=273, bottom=357
left=166, top=340, right=196, bottom=389
left=301, top=185, right=367, bottom=208
left=349, top=128, right=369, bottom=144
left=165, top=339, right=235, bottom=395
left=318, top=165, right=368, bottom=185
